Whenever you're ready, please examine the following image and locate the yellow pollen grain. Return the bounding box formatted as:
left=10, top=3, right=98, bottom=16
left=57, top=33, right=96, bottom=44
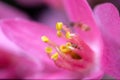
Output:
left=51, top=52, right=59, bottom=60
left=45, top=47, right=52, bottom=54
left=60, top=45, right=70, bottom=53
left=56, top=22, right=63, bottom=31
left=66, top=32, right=71, bottom=39
left=66, top=42, right=71, bottom=47
left=41, top=36, right=49, bottom=43
left=57, top=31, right=62, bottom=37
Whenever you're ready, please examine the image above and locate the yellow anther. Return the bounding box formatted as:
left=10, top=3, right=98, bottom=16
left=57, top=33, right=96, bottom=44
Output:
left=45, top=47, right=52, bottom=54
left=56, top=22, right=63, bottom=31
left=66, top=32, right=71, bottom=39
left=51, top=52, right=59, bottom=60
left=41, top=36, right=49, bottom=43
left=66, top=42, right=72, bottom=47
left=57, top=31, right=62, bottom=37
left=60, top=45, right=70, bottom=53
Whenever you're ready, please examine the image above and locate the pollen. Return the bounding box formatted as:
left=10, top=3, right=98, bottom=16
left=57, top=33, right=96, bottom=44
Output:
left=66, top=32, right=71, bottom=39
left=60, top=45, right=70, bottom=53
left=57, top=31, right=62, bottom=37
left=41, top=36, right=49, bottom=43
left=56, top=22, right=63, bottom=31
left=41, top=21, right=94, bottom=71
left=45, top=47, right=52, bottom=54
left=51, top=52, right=59, bottom=60
left=66, top=42, right=72, bottom=47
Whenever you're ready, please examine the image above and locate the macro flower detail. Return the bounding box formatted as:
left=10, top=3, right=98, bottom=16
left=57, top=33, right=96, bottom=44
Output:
left=41, top=22, right=95, bottom=72
left=1, top=0, right=120, bottom=79
left=0, top=0, right=104, bottom=79
left=94, top=3, right=120, bottom=79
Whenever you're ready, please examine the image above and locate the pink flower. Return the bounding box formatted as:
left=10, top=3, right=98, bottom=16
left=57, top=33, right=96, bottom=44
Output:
left=0, top=24, right=40, bottom=79
left=0, top=48, right=40, bottom=79
left=0, top=0, right=119, bottom=79
left=94, top=3, right=120, bottom=79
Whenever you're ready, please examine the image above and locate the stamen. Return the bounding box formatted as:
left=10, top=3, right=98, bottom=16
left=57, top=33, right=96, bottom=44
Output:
left=66, top=42, right=72, bottom=47
left=57, top=31, right=62, bottom=37
left=41, top=36, right=57, bottom=47
left=66, top=32, right=72, bottom=39
left=41, top=36, right=49, bottom=43
left=56, top=22, right=63, bottom=31
left=45, top=47, right=52, bottom=54
left=70, top=22, right=90, bottom=31
left=70, top=52, right=82, bottom=59
left=51, top=52, right=59, bottom=60
left=62, top=25, right=70, bottom=32
left=59, top=45, right=70, bottom=53
left=41, top=22, right=94, bottom=71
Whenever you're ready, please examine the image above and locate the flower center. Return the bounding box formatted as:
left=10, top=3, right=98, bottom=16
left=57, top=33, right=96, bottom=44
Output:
left=41, top=22, right=94, bottom=71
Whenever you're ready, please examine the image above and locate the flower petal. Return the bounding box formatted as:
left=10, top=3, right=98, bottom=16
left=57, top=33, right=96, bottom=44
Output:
left=63, top=0, right=104, bottom=79
left=0, top=18, right=103, bottom=79
left=45, top=0, right=63, bottom=9
left=0, top=18, right=66, bottom=64
left=0, top=19, right=69, bottom=74
left=0, top=2, right=29, bottom=19
left=63, top=0, right=100, bottom=44
left=94, top=3, right=120, bottom=44
left=0, top=47, right=39, bottom=79
left=94, top=3, right=120, bottom=79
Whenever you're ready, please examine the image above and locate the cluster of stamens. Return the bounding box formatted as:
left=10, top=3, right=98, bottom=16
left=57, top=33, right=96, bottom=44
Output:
left=41, top=22, right=90, bottom=61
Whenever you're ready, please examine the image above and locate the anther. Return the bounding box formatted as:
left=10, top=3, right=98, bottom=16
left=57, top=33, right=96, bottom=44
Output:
left=45, top=47, right=52, bottom=54
left=41, top=36, right=49, bottom=43
left=70, top=22, right=90, bottom=31
left=41, top=21, right=94, bottom=71
left=57, top=31, right=62, bottom=37
left=66, top=32, right=72, bottom=39
left=70, top=52, right=82, bottom=59
left=66, top=42, right=72, bottom=47
left=56, top=22, right=63, bottom=31
left=51, top=52, right=59, bottom=60
left=59, top=45, right=70, bottom=53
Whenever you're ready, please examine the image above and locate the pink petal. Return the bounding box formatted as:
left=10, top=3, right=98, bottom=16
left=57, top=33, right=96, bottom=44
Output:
left=0, top=23, right=40, bottom=78
left=0, top=47, right=39, bottom=79
left=94, top=3, right=120, bottom=79
left=63, top=0, right=100, bottom=44
left=0, top=2, right=29, bottom=19
left=45, top=0, right=63, bottom=9
left=0, top=25, right=24, bottom=55
left=0, top=18, right=103, bottom=79
left=63, top=0, right=104, bottom=79
left=94, top=3, right=120, bottom=44
left=0, top=18, right=65, bottom=67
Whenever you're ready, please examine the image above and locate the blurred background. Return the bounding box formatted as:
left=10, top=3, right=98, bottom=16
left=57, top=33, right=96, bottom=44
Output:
left=0, top=0, right=119, bottom=27
left=0, top=0, right=119, bottom=28
left=0, top=0, right=120, bottom=25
